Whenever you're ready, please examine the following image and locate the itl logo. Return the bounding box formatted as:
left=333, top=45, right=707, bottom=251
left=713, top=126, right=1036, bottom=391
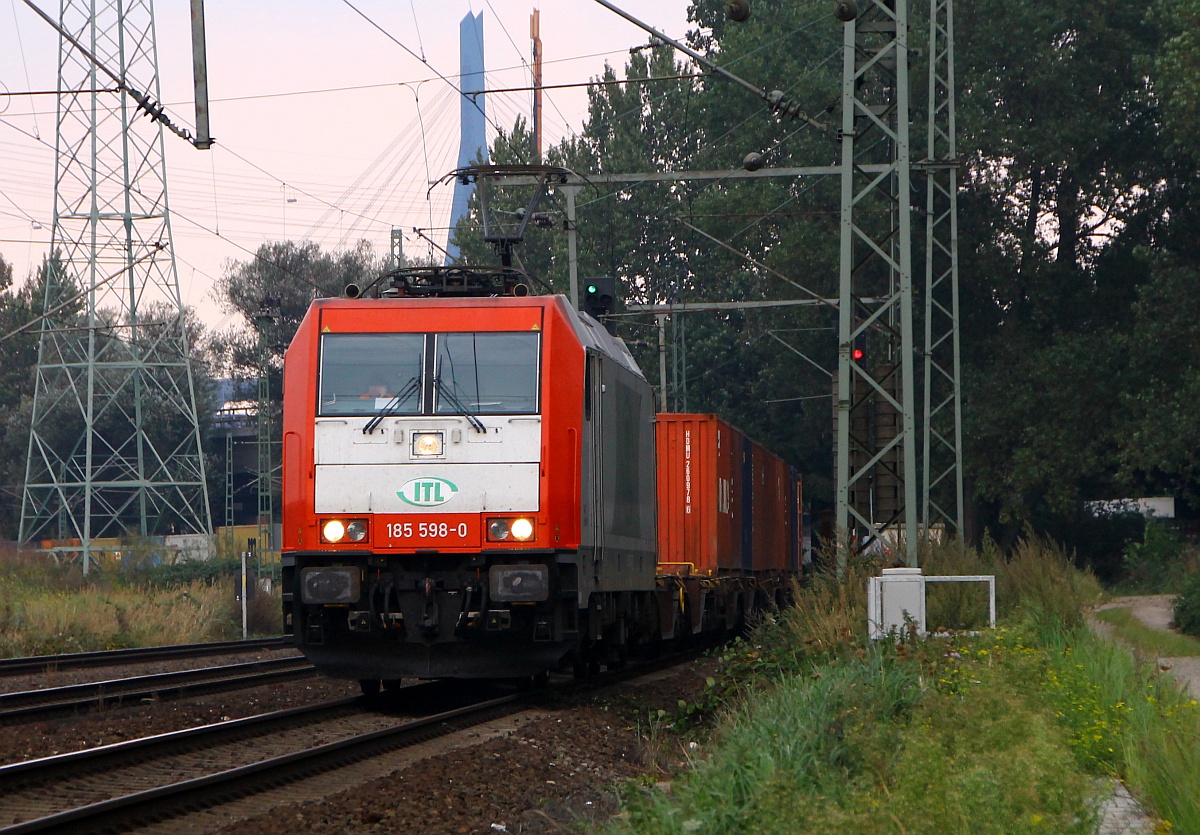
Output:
left=397, top=477, right=458, bottom=507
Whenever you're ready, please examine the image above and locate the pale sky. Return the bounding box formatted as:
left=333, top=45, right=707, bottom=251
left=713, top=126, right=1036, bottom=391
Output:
left=0, top=0, right=692, bottom=329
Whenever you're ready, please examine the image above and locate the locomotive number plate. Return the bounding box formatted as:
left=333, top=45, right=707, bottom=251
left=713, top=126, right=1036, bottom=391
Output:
left=378, top=515, right=480, bottom=548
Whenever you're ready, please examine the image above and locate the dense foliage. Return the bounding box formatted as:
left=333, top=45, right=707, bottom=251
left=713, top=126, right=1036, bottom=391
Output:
left=454, top=0, right=1200, bottom=556
left=1174, top=571, right=1200, bottom=636
left=0, top=254, right=84, bottom=538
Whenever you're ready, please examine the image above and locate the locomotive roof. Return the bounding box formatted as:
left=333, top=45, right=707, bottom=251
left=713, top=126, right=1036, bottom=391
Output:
left=304, top=293, right=646, bottom=382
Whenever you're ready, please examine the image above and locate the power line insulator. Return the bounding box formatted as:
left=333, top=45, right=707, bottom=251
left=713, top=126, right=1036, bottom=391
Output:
left=725, top=1, right=751, bottom=22
left=835, top=0, right=859, bottom=22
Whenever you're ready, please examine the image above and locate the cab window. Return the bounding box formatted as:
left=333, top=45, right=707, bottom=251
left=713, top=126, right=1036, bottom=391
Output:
left=318, top=333, right=424, bottom=416
left=434, top=332, right=540, bottom=415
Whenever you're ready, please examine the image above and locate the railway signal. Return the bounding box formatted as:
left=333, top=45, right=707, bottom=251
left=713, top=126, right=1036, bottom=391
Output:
left=584, top=277, right=618, bottom=334
left=852, top=333, right=866, bottom=363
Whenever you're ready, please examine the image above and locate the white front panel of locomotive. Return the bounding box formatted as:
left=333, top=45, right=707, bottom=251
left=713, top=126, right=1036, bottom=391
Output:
left=312, top=415, right=542, bottom=514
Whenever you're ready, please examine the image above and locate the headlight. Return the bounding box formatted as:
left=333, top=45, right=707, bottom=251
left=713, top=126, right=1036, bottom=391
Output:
left=510, top=518, right=534, bottom=541
left=320, top=518, right=368, bottom=544
left=486, top=517, right=536, bottom=543
left=322, top=519, right=346, bottom=543
left=412, top=431, right=444, bottom=457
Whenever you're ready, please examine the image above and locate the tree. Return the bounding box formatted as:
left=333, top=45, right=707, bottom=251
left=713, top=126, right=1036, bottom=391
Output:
left=207, top=241, right=382, bottom=529
left=445, top=0, right=1200, bottom=552
left=212, top=240, right=382, bottom=385
left=0, top=254, right=84, bottom=538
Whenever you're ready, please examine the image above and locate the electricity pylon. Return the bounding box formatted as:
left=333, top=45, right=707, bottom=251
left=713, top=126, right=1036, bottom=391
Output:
left=20, top=0, right=211, bottom=570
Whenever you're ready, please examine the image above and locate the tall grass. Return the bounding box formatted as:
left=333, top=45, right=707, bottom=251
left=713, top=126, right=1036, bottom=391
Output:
left=616, top=651, right=927, bottom=835
left=0, top=581, right=238, bottom=655
left=613, top=536, right=1191, bottom=834
left=0, top=544, right=280, bottom=656
left=1041, top=625, right=1200, bottom=832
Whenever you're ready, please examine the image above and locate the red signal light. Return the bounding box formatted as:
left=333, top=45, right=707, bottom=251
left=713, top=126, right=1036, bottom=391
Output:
left=852, top=348, right=864, bottom=361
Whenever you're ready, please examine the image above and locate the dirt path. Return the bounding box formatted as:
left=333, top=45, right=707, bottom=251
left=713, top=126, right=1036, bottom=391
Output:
left=1094, top=594, right=1200, bottom=699
left=1088, top=594, right=1199, bottom=834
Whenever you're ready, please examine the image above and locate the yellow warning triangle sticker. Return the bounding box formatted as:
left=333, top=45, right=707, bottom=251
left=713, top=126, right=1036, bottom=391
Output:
left=531, top=324, right=540, bottom=331
left=321, top=326, right=331, bottom=333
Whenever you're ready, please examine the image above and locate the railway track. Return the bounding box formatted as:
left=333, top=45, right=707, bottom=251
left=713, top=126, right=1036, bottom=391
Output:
left=0, top=652, right=704, bottom=833
left=0, top=657, right=316, bottom=721
left=0, top=681, right=518, bottom=834
left=0, top=638, right=288, bottom=677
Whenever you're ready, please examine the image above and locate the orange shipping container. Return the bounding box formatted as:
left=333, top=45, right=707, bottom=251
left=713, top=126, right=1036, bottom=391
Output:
left=656, top=414, right=801, bottom=575
left=655, top=414, right=741, bottom=574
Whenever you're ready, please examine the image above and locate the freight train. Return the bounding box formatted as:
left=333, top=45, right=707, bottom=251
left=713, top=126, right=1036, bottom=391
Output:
left=280, top=270, right=801, bottom=690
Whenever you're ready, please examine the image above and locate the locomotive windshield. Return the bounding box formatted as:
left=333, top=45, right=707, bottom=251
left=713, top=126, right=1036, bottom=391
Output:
left=319, top=333, right=423, bottom=416
left=318, top=331, right=540, bottom=417
left=435, top=333, right=539, bottom=415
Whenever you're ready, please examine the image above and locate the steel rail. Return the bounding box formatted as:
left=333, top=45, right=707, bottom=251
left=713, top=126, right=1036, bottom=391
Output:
left=0, top=657, right=314, bottom=720
left=0, top=651, right=709, bottom=833
left=0, top=687, right=517, bottom=834
left=0, top=638, right=288, bottom=676
left=0, top=695, right=366, bottom=790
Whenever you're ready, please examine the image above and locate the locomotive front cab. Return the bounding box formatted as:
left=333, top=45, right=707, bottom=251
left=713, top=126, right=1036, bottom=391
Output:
left=281, top=297, right=585, bottom=680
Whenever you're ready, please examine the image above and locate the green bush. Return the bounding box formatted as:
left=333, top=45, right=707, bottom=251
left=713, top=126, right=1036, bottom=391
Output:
left=1173, top=570, right=1200, bottom=637
left=133, top=557, right=281, bottom=589
left=998, top=536, right=1102, bottom=634
left=922, top=539, right=996, bottom=631
left=1122, top=518, right=1188, bottom=593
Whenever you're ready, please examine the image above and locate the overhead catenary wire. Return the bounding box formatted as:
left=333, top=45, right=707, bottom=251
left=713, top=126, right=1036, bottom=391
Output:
left=3, top=4, right=700, bottom=244
left=477, top=0, right=576, bottom=143
left=0, top=45, right=669, bottom=119
left=0, top=116, right=390, bottom=302
left=8, top=0, right=41, bottom=138
left=1, top=1, right=842, bottom=337
left=17, top=0, right=205, bottom=146
left=2, top=4, right=686, bottom=267
left=337, top=0, right=528, bottom=164
left=569, top=19, right=840, bottom=222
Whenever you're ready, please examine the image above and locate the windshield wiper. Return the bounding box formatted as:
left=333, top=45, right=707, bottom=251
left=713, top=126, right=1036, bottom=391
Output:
left=363, top=375, right=420, bottom=434
left=434, top=376, right=486, bottom=434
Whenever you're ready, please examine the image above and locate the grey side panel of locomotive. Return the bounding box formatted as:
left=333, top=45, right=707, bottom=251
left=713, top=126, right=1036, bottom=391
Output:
left=553, top=297, right=657, bottom=605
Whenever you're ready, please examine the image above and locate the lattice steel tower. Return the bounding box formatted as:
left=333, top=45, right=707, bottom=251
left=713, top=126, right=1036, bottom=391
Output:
left=921, top=0, right=964, bottom=537
left=834, top=0, right=919, bottom=565
left=21, top=0, right=211, bottom=566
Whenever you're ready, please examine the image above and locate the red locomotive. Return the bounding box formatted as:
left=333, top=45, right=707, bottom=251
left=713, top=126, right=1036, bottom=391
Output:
left=281, top=270, right=800, bottom=690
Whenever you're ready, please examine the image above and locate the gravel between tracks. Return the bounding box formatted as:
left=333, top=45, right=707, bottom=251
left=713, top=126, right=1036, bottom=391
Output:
left=207, top=662, right=717, bottom=835
left=0, top=647, right=715, bottom=834
left=0, top=649, right=357, bottom=764
left=210, top=602, right=1193, bottom=835
left=10, top=600, right=1187, bottom=834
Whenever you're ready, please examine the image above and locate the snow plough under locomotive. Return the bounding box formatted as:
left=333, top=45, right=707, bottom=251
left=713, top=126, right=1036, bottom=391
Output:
left=281, top=267, right=802, bottom=689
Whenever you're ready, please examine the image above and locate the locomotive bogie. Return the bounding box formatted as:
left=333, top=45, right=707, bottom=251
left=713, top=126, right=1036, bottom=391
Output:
left=283, top=550, right=576, bottom=678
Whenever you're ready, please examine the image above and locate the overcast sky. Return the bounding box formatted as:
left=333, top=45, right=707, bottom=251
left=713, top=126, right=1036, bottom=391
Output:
left=0, top=0, right=692, bottom=329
